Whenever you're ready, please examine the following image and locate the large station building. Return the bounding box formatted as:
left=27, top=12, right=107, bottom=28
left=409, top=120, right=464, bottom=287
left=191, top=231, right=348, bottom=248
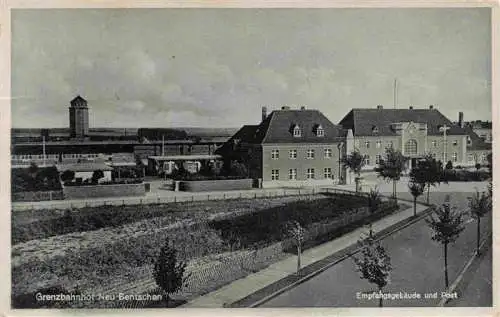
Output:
left=220, top=105, right=491, bottom=188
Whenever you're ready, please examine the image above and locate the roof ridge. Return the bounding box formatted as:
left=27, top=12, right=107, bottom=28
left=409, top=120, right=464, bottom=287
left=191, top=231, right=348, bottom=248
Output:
left=261, top=111, right=277, bottom=144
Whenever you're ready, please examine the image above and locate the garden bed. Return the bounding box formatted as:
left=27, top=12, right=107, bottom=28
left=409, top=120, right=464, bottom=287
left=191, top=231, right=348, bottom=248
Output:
left=12, top=193, right=405, bottom=308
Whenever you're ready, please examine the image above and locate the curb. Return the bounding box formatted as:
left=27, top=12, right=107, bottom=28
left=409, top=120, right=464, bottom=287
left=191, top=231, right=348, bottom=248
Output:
left=240, top=204, right=433, bottom=308
left=437, top=232, right=492, bottom=307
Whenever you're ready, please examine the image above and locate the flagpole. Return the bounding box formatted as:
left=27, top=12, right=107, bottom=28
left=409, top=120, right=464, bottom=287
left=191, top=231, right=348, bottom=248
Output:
left=42, top=135, right=46, bottom=167
left=393, top=78, right=398, bottom=109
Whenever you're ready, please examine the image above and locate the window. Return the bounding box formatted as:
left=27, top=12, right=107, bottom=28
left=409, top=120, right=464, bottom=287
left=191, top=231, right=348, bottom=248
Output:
left=289, top=169, right=297, bottom=180
left=467, top=136, right=472, bottom=146
left=364, top=155, right=370, bottom=166
left=271, top=169, right=280, bottom=180
left=386, top=141, right=393, bottom=149
left=355, top=140, right=360, bottom=148
left=376, top=141, right=382, bottom=149
left=365, top=141, right=370, bottom=149
left=372, top=126, right=379, bottom=134
left=306, top=168, right=315, bottom=179
left=324, top=148, right=332, bottom=158
left=432, top=140, right=438, bottom=147
left=289, top=149, right=297, bottom=159
left=468, top=154, right=474, bottom=162
left=404, top=139, right=418, bottom=156
left=271, top=149, right=279, bottom=160
left=315, top=125, right=324, bottom=137
left=375, top=154, right=382, bottom=165
left=452, top=140, right=458, bottom=146
left=452, top=152, right=458, bottom=162
left=481, top=153, right=487, bottom=162
left=306, top=149, right=315, bottom=159
left=324, top=168, right=332, bottom=179
left=293, top=125, right=301, bottom=137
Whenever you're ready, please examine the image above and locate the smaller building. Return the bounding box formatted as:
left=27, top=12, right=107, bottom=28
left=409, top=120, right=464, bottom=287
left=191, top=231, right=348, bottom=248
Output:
left=56, top=162, right=113, bottom=183
left=218, top=106, right=347, bottom=188
left=147, top=154, right=222, bottom=176
left=465, top=120, right=492, bottom=144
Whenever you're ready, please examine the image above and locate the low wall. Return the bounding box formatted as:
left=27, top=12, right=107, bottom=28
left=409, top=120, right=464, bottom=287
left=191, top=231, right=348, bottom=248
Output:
left=12, top=190, right=64, bottom=202
left=63, top=183, right=146, bottom=199
left=178, top=179, right=253, bottom=192
left=262, top=179, right=337, bottom=189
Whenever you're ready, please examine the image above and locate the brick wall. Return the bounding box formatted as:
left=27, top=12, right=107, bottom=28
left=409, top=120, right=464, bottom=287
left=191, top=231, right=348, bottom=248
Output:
left=64, top=183, right=145, bottom=199
left=178, top=179, right=253, bottom=192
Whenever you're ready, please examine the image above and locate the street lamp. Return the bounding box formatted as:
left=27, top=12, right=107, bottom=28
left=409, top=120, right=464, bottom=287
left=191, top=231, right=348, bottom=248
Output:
left=439, top=124, right=450, bottom=163
left=337, top=142, right=344, bottom=184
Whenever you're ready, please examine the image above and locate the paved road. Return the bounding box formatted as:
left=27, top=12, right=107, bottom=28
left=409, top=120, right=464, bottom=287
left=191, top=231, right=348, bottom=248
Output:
left=262, top=191, right=492, bottom=307
left=447, top=244, right=492, bottom=307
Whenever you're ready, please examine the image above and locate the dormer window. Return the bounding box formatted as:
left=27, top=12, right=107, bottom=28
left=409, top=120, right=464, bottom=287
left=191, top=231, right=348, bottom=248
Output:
left=292, top=125, right=302, bottom=137
left=314, top=124, right=325, bottom=137
left=372, top=126, right=379, bottom=134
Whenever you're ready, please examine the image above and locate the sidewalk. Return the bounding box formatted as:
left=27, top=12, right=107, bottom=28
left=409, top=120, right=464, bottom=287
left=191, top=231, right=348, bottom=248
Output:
left=11, top=187, right=318, bottom=211
left=182, top=200, right=429, bottom=307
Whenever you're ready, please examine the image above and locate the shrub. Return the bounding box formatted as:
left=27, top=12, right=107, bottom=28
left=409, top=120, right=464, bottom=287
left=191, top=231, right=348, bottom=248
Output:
left=209, top=194, right=369, bottom=248
left=443, top=170, right=489, bottom=182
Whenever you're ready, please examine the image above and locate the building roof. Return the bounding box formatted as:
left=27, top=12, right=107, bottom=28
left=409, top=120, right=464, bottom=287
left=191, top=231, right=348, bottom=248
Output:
left=463, top=125, right=492, bottom=151
left=148, top=154, right=222, bottom=161
left=465, top=121, right=492, bottom=130
left=230, top=109, right=344, bottom=144
left=338, top=108, right=468, bottom=137
left=56, top=162, right=113, bottom=172
left=70, top=95, right=87, bottom=104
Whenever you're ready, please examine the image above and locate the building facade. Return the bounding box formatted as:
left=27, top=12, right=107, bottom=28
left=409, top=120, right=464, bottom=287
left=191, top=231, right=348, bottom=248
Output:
left=69, top=95, right=89, bottom=139
left=218, top=106, right=347, bottom=188
left=338, top=105, right=474, bottom=170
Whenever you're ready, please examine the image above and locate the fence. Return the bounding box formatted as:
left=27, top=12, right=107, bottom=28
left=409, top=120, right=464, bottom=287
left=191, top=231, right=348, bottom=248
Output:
left=12, top=190, right=64, bottom=202
left=12, top=187, right=329, bottom=211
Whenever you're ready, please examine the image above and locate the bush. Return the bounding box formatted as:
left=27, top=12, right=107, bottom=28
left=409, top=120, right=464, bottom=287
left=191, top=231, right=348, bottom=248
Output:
left=443, top=170, right=490, bottom=182
left=11, top=166, right=62, bottom=193
left=64, top=179, right=143, bottom=186
left=209, top=194, right=369, bottom=248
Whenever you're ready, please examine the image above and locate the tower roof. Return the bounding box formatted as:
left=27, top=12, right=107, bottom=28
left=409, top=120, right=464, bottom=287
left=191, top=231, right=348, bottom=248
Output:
left=70, top=95, right=87, bottom=105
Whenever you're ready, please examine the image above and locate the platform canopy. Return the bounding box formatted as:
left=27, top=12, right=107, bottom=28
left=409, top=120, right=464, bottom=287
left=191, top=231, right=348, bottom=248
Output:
left=148, top=154, right=222, bottom=161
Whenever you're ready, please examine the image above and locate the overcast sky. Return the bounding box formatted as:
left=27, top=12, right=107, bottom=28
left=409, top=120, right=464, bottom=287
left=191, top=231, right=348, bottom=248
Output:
left=12, top=8, right=491, bottom=128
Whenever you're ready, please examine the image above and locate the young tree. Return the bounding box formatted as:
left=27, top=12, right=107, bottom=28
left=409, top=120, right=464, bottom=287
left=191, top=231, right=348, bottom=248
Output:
left=409, top=154, right=444, bottom=204
left=60, top=170, right=75, bottom=183
left=353, top=236, right=392, bottom=307
left=91, top=170, right=105, bottom=184
left=341, top=149, right=366, bottom=192
left=408, top=181, right=425, bottom=217
left=28, top=162, right=39, bottom=177
left=445, top=161, right=453, bottom=170
left=374, top=147, right=408, bottom=201
left=367, top=188, right=382, bottom=237
left=135, top=155, right=145, bottom=178
left=426, top=197, right=465, bottom=288
left=468, top=190, right=491, bottom=256
left=286, top=220, right=306, bottom=273
left=475, top=163, right=481, bottom=171
left=153, top=239, right=190, bottom=307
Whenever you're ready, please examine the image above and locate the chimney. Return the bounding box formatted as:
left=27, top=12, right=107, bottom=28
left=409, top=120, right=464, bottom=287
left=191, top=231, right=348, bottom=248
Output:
left=429, top=105, right=434, bottom=109
left=458, top=112, right=464, bottom=128
left=409, top=106, right=413, bottom=110
left=377, top=105, right=383, bottom=109
left=262, top=106, right=267, bottom=122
